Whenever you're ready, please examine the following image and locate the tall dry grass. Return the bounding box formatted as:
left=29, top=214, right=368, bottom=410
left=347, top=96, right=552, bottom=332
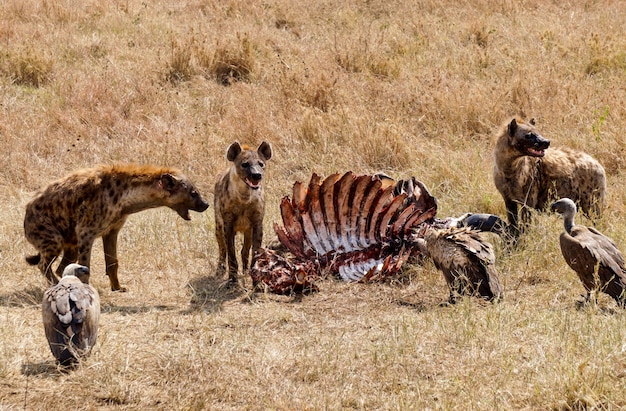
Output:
left=1, top=0, right=626, bottom=409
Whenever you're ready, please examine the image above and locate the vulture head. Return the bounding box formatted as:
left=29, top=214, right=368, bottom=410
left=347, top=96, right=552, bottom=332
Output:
left=551, top=198, right=576, bottom=233
left=62, top=263, right=91, bottom=284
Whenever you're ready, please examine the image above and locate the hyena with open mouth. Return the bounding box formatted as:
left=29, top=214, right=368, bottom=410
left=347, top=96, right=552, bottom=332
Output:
left=24, top=164, right=209, bottom=291
left=493, top=117, right=606, bottom=239
left=214, top=141, right=272, bottom=283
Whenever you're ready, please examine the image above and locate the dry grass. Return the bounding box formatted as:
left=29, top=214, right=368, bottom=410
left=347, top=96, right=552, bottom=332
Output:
left=1, top=0, right=626, bottom=409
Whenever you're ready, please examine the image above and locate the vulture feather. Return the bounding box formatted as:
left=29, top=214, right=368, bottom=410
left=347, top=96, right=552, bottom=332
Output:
left=42, top=263, right=100, bottom=366
left=416, top=226, right=504, bottom=303
left=551, top=198, right=626, bottom=306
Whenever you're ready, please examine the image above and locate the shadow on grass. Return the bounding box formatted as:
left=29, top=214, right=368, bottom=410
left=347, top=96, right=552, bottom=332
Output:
left=101, top=304, right=176, bottom=315
left=0, top=286, right=45, bottom=308
left=21, top=361, right=66, bottom=378
left=394, top=298, right=431, bottom=312
left=184, top=274, right=247, bottom=313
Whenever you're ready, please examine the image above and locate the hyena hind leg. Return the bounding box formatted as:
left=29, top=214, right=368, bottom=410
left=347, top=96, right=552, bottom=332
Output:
left=55, top=247, right=78, bottom=276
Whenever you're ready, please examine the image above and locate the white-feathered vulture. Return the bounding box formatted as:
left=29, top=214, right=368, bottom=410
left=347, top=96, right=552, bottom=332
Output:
left=551, top=198, right=626, bottom=306
left=42, top=263, right=100, bottom=366
left=416, top=226, right=503, bottom=304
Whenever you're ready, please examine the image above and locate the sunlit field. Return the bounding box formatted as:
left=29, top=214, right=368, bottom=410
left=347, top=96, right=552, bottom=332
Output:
left=1, top=0, right=626, bottom=409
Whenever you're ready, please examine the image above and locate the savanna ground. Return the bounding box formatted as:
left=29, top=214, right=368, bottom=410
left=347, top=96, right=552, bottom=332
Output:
left=1, top=0, right=626, bottom=409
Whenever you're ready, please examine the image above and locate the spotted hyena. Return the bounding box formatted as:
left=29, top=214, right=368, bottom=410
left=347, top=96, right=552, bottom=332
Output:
left=214, top=141, right=272, bottom=283
left=493, top=117, right=606, bottom=238
left=24, top=164, right=209, bottom=291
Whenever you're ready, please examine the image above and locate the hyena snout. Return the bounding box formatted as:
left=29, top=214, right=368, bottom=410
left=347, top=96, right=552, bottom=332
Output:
left=532, top=134, right=550, bottom=150
left=191, top=196, right=210, bottom=212
left=248, top=168, right=263, bottom=183
left=171, top=194, right=209, bottom=220
left=162, top=174, right=210, bottom=220
left=241, top=164, right=265, bottom=190
left=518, top=133, right=550, bottom=157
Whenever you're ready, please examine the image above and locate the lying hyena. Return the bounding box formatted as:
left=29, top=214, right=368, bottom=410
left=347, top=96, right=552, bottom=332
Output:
left=493, top=117, right=606, bottom=238
left=214, top=141, right=272, bottom=283
left=24, top=164, right=209, bottom=291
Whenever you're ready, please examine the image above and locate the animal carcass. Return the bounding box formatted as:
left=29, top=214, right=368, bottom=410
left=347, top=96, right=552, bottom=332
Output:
left=250, top=172, right=437, bottom=293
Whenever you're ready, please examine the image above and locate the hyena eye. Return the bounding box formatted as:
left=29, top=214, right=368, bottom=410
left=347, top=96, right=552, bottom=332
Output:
left=191, top=190, right=199, bottom=199
left=259, top=162, right=265, bottom=168
left=525, top=133, right=535, bottom=139
left=242, top=162, right=250, bottom=168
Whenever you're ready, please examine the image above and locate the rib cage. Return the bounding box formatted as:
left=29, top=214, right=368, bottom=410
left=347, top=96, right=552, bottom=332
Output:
left=251, top=172, right=437, bottom=291
left=275, top=172, right=437, bottom=258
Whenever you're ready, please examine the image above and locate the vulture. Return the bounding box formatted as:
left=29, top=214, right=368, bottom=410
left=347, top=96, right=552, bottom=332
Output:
left=42, top=263, right=100, bottom=366
left=416, top=226, right=503, bottom=303
left=551, top=198, right=626, bottom=306
left=251, top=171, right=505, bottom=297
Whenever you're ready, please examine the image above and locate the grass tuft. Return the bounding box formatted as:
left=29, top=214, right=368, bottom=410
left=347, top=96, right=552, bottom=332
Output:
left=1, top=48, right=53, bottom=87
left=197, top=33, right=254, bottom=86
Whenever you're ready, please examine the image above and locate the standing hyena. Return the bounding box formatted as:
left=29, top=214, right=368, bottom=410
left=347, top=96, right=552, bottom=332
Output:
left=214, top=141, right=272, bottom=283
left=24, top=164, right=209, bottom=291
left=493, top=117, right=606, bottom=238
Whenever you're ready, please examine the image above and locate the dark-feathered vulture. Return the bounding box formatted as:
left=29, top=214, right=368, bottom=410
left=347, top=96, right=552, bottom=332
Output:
left=416, top=226, right=504, bottom=304
left=551, top=198, right=626, bottom=306
left=42, top=263, right=100, bottom=366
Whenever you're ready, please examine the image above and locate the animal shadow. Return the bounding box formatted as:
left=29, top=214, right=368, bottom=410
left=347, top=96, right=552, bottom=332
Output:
left=101, top=304, right=176, bottom=315
left=185, top=275, right=246, bottom=313
left=21, top=361, right=67, bottom=377
left=0, top=286, right=45, bottom=307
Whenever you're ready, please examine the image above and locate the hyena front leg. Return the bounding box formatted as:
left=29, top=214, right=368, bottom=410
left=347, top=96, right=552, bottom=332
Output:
left=224, top=223, right=239, bottom=283
left=103, top=227, right=125, bottom=291
left=241, top=228, right=252, bottom=272
left=215, top=221, right=227, bottom=277
left=250, top=220, right=264, bottom=269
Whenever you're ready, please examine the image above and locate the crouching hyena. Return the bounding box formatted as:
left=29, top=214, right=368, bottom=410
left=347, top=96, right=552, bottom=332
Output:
left=493, top=117, right=606, bottom=238
left=214, top=141, right=272, bottom=283
left=24, top=164, right=209, bottom=291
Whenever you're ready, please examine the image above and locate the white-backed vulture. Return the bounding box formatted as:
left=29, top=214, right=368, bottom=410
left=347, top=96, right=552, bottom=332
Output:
left=551, top=198, right=626, bottom=306
left=42, top=263, right=100, bottom=366
left=416, top=226, right=503, bottom=304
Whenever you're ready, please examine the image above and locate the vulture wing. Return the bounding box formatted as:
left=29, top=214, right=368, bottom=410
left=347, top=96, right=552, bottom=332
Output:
left=419, top=227, right=503, bottom=302
left=562, top=226, right=626, bottom=302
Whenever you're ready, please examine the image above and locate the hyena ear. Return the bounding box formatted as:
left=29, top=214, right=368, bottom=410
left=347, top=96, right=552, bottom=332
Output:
left=507, top=119, right=518, bottom=136
left=160, top=173, right=179, bottom=191
left=226, top=142, right=242, bottom=161
left=257, top=141, right=272, bottom=161
left=529, top=118, right=536, bottom=126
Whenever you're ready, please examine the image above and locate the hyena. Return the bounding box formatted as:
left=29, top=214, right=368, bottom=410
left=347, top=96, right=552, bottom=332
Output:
left=493, top=117, right=606, bottom=238
left=214, top=141, right=272, bottom=283
left=24, top=164, right=209, bottom=291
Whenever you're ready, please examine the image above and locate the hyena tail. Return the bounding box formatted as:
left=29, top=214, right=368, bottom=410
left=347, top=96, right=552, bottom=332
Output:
left=25, top=254, right=41, bottom=265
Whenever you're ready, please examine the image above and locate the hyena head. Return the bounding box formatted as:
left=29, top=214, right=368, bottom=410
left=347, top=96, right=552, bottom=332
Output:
left=227, top=141, right=272, bottom=190
left=507, top=118, right=550, bottom=158
left=160, top=172, right=209, bottom=220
